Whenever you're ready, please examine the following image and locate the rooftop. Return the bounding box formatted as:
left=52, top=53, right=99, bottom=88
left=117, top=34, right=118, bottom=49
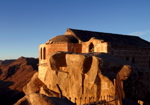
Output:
left=67, top=28, right=150, bottom=48
left=46, top=35, right=79, bottom=44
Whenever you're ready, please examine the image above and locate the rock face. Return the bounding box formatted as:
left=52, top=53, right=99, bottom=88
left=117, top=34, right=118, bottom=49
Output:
left=15, top=52, right=150, bottom=105
left=38, top=52, right=135, bottom=105
left=15, top=72, right=75, bottom=105
left=0, top=57, right=38, bottom=105
left=123, top=67, right=150, bottom=102
left=23, top=72, right=44, bottom=94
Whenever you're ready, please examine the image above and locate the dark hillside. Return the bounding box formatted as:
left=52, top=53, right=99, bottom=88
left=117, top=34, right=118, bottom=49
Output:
left=0, top=57, right=38, bottom=105
left=0, top=59, right=16, bottom=65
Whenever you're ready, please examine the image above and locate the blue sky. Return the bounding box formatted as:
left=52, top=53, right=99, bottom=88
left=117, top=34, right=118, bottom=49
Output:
left=0, top=0, right=150, bottom=60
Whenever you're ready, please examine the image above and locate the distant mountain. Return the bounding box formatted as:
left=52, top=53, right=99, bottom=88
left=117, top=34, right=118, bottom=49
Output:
left=0, top=60, right=2, bottom=65
left=0, top=59, right=16, bottom=65
left=0, top=57, right=38, bottom=105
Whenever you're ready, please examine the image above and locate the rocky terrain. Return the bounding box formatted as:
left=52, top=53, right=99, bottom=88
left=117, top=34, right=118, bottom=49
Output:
left=1, top=52, right=150, bottom=105
left=14, top=52, right=150, bottom=105
left=0, top=57, right=38, bottom=105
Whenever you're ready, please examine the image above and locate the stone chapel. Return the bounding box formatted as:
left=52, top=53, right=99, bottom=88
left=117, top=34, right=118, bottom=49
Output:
left=39, top=28, right=150, bottom=69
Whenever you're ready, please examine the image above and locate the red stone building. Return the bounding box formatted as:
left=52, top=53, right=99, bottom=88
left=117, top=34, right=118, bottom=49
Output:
left=39, top=28, right=150, bottom=69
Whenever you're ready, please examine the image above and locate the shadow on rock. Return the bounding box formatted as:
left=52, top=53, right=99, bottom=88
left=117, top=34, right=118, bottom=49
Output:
left=0, top=80, right=24, bottom=105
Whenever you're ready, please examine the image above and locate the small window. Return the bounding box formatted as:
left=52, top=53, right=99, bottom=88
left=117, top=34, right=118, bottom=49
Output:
left=89, top=43, right=94, bottom=52
left=40, top=48, right=42, bottom=59
left=43, top=47, right=46, bottom=60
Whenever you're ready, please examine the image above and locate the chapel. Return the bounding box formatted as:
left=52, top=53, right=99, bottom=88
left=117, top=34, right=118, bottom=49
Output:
left=39, top=28, right=150, bottom=69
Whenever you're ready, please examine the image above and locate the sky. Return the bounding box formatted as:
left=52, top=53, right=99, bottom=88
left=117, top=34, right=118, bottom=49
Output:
left=0, top=0, right=150, bottom=60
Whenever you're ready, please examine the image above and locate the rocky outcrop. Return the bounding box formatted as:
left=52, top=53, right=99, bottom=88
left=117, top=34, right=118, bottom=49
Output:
left=23, top=72, right=44, bottom=94
left=38, top=52, right=135, bottom=105
left=0, top=57, right=38, bottom=105
left=15, top=52, right=150, bottom=105
left=15, top=72, right=75, bottom=105
left=23, top=72, right=59, bottom=97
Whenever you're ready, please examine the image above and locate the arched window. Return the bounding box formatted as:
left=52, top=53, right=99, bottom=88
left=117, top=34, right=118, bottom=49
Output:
left=89, top=43, right=94, bottom=52
left=43, top=47, right=46, bottom=60
left=40, top=48, right=42, bottom=59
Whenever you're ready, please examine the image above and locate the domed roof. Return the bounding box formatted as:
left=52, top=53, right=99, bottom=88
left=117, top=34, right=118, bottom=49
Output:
left=46, top=35, right=79, bottom=44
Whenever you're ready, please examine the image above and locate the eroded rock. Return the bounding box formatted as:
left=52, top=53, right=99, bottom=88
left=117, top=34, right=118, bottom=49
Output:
left=16, top=52, right=150, bottom=105
left=39, top=52, right=135, bottom=104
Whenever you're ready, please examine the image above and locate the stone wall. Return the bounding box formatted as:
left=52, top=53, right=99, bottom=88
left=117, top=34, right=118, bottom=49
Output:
left=111, top=46, right=150, bottom=69
left=68, top=43, right=82, bottom=53
left=46, top=44, right=68, bottom=55
left=38, top=63, right=48, bottom=82
left=39, top=43, right=82, bottom=62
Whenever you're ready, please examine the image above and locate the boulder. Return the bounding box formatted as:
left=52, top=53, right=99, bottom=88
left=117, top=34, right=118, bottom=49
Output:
left=23, top=72, right=59, bottom=97
left=23, top=72, right=44, bottom=94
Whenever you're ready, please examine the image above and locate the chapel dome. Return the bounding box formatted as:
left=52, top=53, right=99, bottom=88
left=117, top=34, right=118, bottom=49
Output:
left=46, top=35, right=79, bottom=44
